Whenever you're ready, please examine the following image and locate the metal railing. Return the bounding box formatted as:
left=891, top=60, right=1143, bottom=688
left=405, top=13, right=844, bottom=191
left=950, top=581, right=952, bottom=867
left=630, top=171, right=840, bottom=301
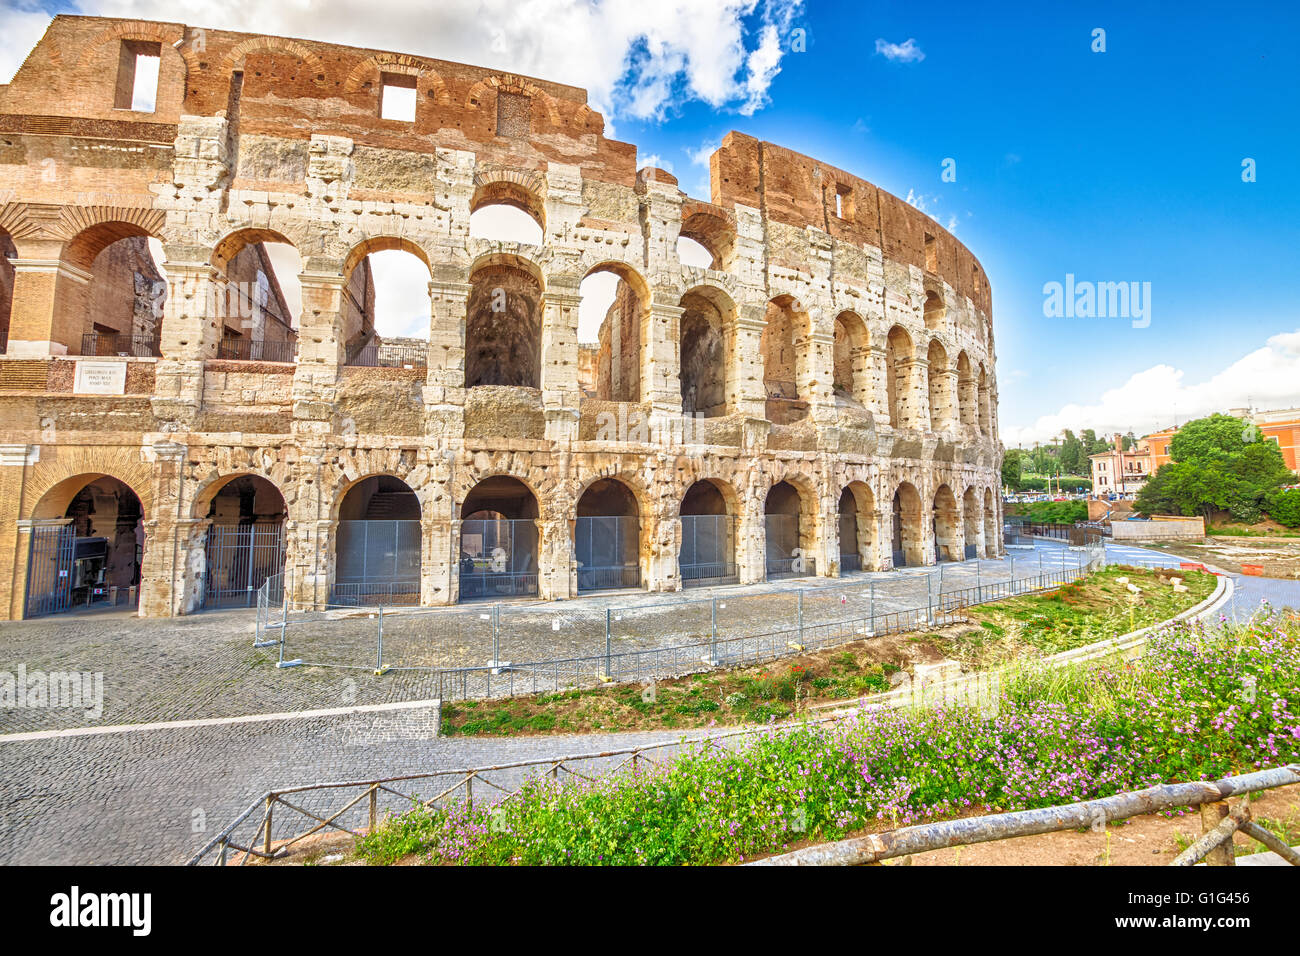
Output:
left=254, top=543, right=1109, bottom=700
left=576, top=566, right=641, bottom=592
left=766, top=556, right=817, bottom=580
left=346, top=341, right=428, bottom=368
left=755, top=765, right=1300, bottom=866
left=216, top=336, right=296, bottom=363
left=680, top=562, right=739, bottom=588
left=80, top=331, right=160, bottom=357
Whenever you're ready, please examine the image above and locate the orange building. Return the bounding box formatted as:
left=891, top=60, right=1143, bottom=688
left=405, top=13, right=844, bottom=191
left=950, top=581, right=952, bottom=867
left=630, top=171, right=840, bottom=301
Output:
left=1146, top=407, right=1300, bottom=472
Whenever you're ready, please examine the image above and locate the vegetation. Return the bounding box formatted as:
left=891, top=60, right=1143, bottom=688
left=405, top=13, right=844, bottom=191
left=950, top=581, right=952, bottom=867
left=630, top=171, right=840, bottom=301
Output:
left=438, top=565, right=1214, bottom=737
left=357, top=612, right=1300, bottom=865
left=1008, top=500, right=1089, bottom=524
left=1136, top=414, right=1297, bottom=523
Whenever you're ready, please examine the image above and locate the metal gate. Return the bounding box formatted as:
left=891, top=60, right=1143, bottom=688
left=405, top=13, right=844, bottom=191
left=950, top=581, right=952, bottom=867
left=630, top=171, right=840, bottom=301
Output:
left=203, top=523, right=285, bottom=609
left=679, top=514, right=737, bottom=587
left=24, top=523, right=74, bottom=618
left=334, top=519, right=421, bottom=605
left=459, top=518, right=538, bottom=600
left=575, top=515, right=640, bottom=591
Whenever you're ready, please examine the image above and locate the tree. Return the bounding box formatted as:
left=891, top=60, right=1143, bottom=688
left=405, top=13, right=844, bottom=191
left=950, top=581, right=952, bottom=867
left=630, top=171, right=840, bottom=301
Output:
left=1001, top=449, right=1023, bottom=489
left=1266, top=488, right=1300, bottom=528
left=1135, top=413, right=1296, bottom=521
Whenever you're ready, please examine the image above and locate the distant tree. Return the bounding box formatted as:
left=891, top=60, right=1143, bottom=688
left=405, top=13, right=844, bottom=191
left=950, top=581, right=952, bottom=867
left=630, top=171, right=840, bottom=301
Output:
left=1136, top=413, right=1296, bottom=521
left=1060, top=430, right=1085, bottom=475
left=1266, top=488, right=1300, bottom=528
left=1002, top=449, right=1023, bottom=489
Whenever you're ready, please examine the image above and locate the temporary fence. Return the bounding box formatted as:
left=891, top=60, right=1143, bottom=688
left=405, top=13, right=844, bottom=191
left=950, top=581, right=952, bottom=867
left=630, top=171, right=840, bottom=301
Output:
left=253, top=540, right=1109, bottom=701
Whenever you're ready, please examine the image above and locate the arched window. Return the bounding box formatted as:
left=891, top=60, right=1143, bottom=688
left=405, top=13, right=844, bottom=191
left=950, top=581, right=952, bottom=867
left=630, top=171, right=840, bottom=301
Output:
left=832, top=312, right=871, bottom=406
left=199, top=475, right=287, bottom=609
left=211, top=229, right=301, bottom=363
left=334, top=476, right=421, bottom=605
left=885, top=325, right=914, bottom=428
left=679, top=479, right=737, bottom=587
left=465, top=257, right=543, bottom=389
left=679, top=286, right=731, bottom=418
left=575, top=478, right=641, bottom=591
left=578, top=264, right=647, bottom=403
left=762, top=297, right=810, bottom=424
left=342, top=240, right=431, bottom=368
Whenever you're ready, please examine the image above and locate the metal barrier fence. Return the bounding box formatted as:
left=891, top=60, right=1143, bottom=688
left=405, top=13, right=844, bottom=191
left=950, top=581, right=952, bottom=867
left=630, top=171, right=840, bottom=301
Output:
left=346, top=341, right=428, bottom=368
left=216, top=336, right=296, bottom=363
left=254, top=542, right=1109, bottom=700
left=80, top=331, right=161, bottom=357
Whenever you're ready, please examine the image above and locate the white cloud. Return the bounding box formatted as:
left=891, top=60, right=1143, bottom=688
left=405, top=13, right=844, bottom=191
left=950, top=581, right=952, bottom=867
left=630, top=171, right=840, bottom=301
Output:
left=2, top=0, right=803, bottom=124
left=638, top=153, right=673, bottom=173
left=874, top=37, right=925, bottom=63
left=1003, top=328, right=1300, bottom=446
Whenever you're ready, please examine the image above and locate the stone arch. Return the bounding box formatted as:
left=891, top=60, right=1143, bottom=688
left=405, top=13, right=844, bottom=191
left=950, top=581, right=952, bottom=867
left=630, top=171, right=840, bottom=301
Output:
left=762, top=295, right=811, bottom=424
left=342, top=235, right=432, bottom=279
left=466, top=254, right=543, bottom=389
left=465, top=74, right=563, bottom=129
left=193, top=473, right=288, bottom=609
left=678, top=283, right=733, bottom=418
left=471, top=165, right=548, bottom=234
left=962, top=486, right=980, bottom=559
left=763, top=474, right=818, bottom=578
left=839, top=480, right=878, bottom=572
left=575, top=477, right=642, bottom=591
left=678, top=477, right=739, bottom=587
left=890, top=480, right=925, bottom=567
left=219, top=36, right=328, bottom=85
left=885, top=324, right=914, bottom=428
left=342, top=53, right=451, bottom=105
left=983, top=487, right=998, bottom=556
left=833, top=310, right=871, bottom=406
left=932, top=483, right=961, bottom=562
left=923, top=289, right=946, bottom=332
left=207, top=227, right=302, bottom=360
left=341, top=236, right=433, bottom=365
left=333, top=474, right=421, bottom=605
left=458, top=475, right=540, bottom=600
left=926, top=338, right=952, bottom=432
left=25, top=472, right=148, bottom=617
left=582, top=261, right=649, bottom=403
left=978, top=362, right=992, bottom=436
left=957, top=351, right=977, bottom=430
left=678, top=202, right=736, bottom=269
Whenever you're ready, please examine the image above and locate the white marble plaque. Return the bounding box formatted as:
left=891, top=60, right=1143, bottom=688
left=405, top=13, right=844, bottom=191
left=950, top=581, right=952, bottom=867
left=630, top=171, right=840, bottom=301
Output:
left=74, top=361, right=127, bottom=395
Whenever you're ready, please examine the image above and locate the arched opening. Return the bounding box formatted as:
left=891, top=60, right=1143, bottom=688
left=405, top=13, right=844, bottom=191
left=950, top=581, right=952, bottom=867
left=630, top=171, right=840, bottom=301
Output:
left=200, top=475, right=287, bottom=609
left=962, top=487, right=980, bottom=559
left=25, top=475, right=144, bottom=617
left=342, top=240, right=431, bottom=368
left=762, top=296, right=809, bottom=424
left=885, top=325, right=914, bottom=428
left=923, top=290, right=946, bottom=332
left=932, top=484, right=961, bottom=562
left=832, top=311, right=871, bottom=407
left=333, top=475, right=421, bottom=605
left=839, top=482, right=877, bottom=573
left=575, top=478, right=641, bottom=592
left=577, top=264, right=646, bottom=403
left=469, top=182, right=545, bottom=246
left=676, top=236, right=714, bottom=268
left=209, top=229, right=301, bottom=363
left=927, top=339, right=952, bottom=432
left=678, top=207, right=735, bottom=270
left=983, top=488, right=998, bottom=556
left=765, top=479, right=815, bottom=579
left=678, top=285, right=730, bottom=418
left=679, top=479, right=737, bottom=587
left=63, top=223, right=166, bottom=357
left=977, top=363, right=992, bottom=436
left=957, top=351, right=977, bottom=431
left=458, top=476, right=539, bottom=600
left=890, top=481, right=924, bottom=568
left=0, top=227, right=16, bottom=353
left=465, top=256, right=542, bottom=389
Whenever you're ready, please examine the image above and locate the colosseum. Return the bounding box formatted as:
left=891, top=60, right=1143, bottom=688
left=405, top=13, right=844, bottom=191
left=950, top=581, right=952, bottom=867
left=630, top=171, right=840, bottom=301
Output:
left=0, top=16, right=1001, bottom=621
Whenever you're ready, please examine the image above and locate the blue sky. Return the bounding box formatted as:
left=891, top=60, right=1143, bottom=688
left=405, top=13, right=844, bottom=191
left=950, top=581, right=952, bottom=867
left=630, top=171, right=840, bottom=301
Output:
left=3, top=0, right=1297, bottom=442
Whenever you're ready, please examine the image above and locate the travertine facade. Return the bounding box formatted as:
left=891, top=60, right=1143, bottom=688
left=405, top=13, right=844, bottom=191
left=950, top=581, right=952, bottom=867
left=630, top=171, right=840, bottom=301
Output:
left=0, top=16, right=1002, bottom=619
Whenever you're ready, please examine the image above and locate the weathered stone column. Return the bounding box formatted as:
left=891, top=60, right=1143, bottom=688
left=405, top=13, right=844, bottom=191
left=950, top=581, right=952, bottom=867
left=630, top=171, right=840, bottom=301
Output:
left=870, top=344, right=891, bottom=426
left=728, top=304, right=767, bottom=420
left=736, top=491, right=766, bottom=585
left=643, top=505, right=681, bottom=593
left=902, top=356, right=929, bottom=430
left=818, top=496, right=841, bottom=577
left=536, top=516, right=574, bottom=600
left=424, top=277, right=471, bottom=443
left=645, top=296, right=685, bottom=437
left=172, top=517, right=212, bottom=615
left=0, top=445, right=37, bottom=619
left=798, top=322, right=837, bottom=427
left=137, top=440, right=188, bottom=617
left=292, top=269, right=348, bottom=439
left=935, top=367, right=960, bottom=434
left=3, top=252, right=93, bottom=356
left=539, top=282, right=582, bottom=443
left=151, top=260, right=222, bottom=427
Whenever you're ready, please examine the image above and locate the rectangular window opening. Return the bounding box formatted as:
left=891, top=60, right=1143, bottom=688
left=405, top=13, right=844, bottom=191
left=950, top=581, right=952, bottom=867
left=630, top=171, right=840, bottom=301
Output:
left=924, top=233, right=937, bottom=273
left=114, top=40, right=161, bottom=112
left=380, top=73, right=418, bottom=122
left=834, top=184, right=853, bottom=221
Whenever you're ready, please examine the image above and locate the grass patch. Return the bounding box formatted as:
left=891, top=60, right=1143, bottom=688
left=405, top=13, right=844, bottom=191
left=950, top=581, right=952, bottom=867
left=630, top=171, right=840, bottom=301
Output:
left=439, top=564, right=1216, bottom=738
left=358, top=613, right=1300, bottom=866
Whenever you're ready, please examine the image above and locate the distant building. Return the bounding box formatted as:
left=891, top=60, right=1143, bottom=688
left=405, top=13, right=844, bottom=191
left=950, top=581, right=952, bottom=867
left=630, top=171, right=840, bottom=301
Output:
left=1145, top=407, right=1300, bottom=472
left=1090, top=433, right=1154, bottom=496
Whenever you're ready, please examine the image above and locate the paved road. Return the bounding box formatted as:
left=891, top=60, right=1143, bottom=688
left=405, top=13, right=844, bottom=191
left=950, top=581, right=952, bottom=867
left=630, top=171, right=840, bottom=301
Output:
left=2, top=539, right=1288, bottom=866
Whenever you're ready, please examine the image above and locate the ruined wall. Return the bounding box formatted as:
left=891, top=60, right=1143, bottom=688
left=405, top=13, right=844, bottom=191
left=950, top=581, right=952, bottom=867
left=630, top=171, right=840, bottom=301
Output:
left=0, top=16, right=1003, bottom=621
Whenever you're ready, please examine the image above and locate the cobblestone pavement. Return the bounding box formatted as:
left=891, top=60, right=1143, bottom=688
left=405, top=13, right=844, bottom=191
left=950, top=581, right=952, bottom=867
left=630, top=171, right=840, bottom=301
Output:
left=2, top=538, right=1240, bottom=867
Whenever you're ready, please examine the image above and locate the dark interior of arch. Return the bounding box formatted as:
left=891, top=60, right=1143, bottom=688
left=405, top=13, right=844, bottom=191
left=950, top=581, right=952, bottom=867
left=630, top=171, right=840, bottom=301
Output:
left=462, top=476, right=539, bottom=521
left=65, top=477, right=144, bottom=593
left=681, top=479, right=728, bottom=516
left=577, top=478, right=638, bottom=517
left=339, top=475, right=421, bottom=521
left=465, top=265, right=541, bottom=388
left=679, top=293, right=726, bottom=417
left=206, top=475, right=287, bottom=524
